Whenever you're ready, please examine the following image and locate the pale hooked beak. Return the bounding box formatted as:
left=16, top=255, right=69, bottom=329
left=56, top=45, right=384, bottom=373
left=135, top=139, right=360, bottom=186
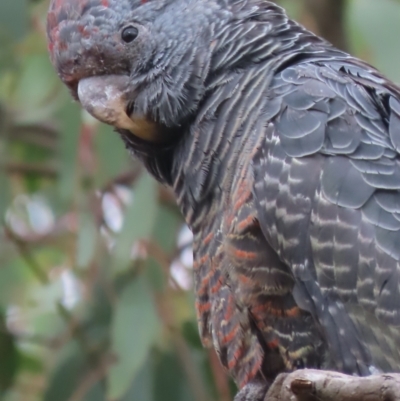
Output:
left=77, top=75, right=161, bottom=141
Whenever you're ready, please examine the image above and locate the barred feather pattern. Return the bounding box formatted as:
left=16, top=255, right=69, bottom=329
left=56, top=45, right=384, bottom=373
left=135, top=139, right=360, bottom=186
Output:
left=47, top=0, right=400, bottom=395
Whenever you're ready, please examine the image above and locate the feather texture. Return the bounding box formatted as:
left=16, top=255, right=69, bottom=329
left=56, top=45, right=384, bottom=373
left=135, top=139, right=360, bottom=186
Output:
left=47, top=0, right=400, bottom=399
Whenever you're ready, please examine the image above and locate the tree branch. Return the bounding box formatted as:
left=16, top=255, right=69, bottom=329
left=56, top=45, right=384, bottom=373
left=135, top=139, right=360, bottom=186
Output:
left=3, top=161, right=58, bottom=178
left=300, top=0, right=348, bottom=51
left=265, top=369, right=400, bottom=401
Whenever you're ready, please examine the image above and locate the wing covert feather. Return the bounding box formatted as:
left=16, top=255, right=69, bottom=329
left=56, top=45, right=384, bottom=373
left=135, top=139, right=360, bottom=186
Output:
left=253, top=61, right=400, bottom=373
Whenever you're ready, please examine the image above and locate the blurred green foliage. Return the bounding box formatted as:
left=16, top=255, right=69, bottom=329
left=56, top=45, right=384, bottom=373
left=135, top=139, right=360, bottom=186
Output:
left=0, top=0, right=399, bottom=400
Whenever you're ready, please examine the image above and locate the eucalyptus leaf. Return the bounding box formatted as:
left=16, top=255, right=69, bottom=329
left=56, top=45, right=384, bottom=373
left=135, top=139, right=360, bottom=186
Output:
left=43, top=342, right=106, bottom=401
left=108, top=275, right=161, bottom=400
left=112, top=172, right=158, bottom=274
left=0, top=313, right=18, bottom=396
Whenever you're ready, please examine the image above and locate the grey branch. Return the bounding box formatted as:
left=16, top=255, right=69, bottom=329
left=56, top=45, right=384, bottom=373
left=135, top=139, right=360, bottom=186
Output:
left=265, top=369, right=400, bottom=401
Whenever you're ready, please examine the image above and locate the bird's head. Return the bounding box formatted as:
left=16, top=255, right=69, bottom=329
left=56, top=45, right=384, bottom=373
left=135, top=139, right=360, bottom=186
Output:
left=47, top=0, right=225, bottom=140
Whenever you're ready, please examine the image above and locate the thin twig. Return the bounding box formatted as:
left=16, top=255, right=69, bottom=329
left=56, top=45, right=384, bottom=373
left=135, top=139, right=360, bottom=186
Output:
left=3, top=161, right=58, bottom=178
left=145, top=239, right=186, bottom=292
left=68, top=354, right=115, bottom=401
left=4, top=224, right=49, bottom=285
left=5, top=224, right=102, bottom=370
left=8, top=124, right=59, bottom=150
left=208, top=348, right=232, bottom=401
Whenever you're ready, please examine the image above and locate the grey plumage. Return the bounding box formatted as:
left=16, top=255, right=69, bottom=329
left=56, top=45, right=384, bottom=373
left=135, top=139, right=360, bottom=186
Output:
left=253, top=60, right=400, bottom=375
left=47, top=0, right=400, bottom=399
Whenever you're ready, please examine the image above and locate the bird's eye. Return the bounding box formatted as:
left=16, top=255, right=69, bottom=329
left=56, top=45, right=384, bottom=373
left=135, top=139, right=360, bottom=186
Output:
left=121, top=26, right=138, bottom=43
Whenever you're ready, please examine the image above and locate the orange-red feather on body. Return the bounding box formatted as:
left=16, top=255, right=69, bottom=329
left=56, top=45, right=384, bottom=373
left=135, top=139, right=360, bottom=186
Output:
left=191, top=149, right=324, bottom=387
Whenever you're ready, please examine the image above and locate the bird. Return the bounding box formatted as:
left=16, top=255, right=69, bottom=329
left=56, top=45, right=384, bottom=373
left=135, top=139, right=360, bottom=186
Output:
left=46, top=0, right=400, bottom=399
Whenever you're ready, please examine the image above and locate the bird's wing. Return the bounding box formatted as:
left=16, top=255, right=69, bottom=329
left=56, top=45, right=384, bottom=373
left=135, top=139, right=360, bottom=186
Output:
left=252, top=61, right=400, bottom=374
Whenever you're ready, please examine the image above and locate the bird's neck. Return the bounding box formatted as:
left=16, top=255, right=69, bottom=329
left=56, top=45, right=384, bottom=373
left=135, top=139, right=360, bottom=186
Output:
left=169, top=66, right=278, bottom=230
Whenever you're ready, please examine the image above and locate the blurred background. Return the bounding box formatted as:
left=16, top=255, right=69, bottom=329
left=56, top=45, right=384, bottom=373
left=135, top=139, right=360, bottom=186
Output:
left=0, top=0, right=400, bottom=400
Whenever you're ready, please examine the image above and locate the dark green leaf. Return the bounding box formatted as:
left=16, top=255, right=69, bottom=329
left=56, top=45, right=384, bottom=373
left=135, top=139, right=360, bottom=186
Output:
left=0, top=313, right=18, bottom=395
left=43, top=342, right=106, bottom=401
left=154, top=351, right=191, bottom=401
left=108, top=275, right=161, bottom=400
left=57, top=97, right=81, bottom=204
left=18, top=351, right=43, bottom=374
left=76, top=210, right=98, bottom=269
left=121, top=356, right=154, bottom=401
left=95, top=123, right=130, bottom=186
left=113, top=172, right=158, bottom=274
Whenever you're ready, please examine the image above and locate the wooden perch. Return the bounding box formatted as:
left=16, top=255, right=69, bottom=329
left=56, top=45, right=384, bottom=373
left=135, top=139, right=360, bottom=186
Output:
left=265, top=369, right=400, bottom=401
